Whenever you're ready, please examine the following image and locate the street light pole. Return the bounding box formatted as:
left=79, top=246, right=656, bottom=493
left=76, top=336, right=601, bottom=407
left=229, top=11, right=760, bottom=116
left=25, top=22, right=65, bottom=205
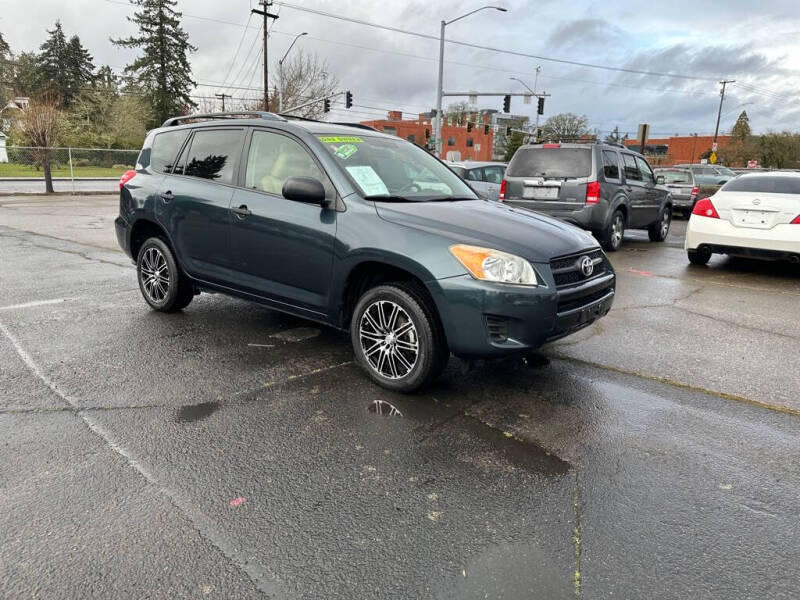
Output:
left=278, top=32, right=307, bottom=112
left=434, top=6, right=507, bottom=156
left=532, top=66, right=541, bottom=132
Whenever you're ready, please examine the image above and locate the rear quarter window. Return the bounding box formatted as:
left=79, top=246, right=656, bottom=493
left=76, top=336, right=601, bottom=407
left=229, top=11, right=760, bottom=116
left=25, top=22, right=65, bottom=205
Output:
left=507, top=148, right=592, bottom=178
left=602, top=150, right=621, bottom=180
left=150, top=130, right=190, bottom=173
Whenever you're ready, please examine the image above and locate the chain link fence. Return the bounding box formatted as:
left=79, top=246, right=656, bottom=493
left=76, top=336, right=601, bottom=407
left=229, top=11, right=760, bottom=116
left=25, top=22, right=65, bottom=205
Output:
left=0, top=146, right=140, bottom=193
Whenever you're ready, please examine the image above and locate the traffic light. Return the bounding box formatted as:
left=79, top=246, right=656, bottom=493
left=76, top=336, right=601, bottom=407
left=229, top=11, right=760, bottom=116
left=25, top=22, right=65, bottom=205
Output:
left=503, top=94, right=511, bottom=113
left=467, top=121, right=473, bottom=133
left=506, top=126, right=512, bottom=136
left=425, top=128, right=430, bottom=139
left=323, top=98, right=331, bottom=113
left=484, top=124, right=489, bottom=135
left=345, top=90, right=353, bottom=109
left=537, top=97, right=545, bottom=115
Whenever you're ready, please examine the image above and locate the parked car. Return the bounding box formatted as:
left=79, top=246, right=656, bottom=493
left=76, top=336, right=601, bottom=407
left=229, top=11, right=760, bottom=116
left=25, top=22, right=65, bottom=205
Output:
left=673, top=164, right=737, bottom=186
left=685, top=172, right=800, bottom=265
left=653, top=167, right=698, bottom=217
left=500, top=142, right=672, bottom=251
left=116, top=112, right=615, bottom=392
left=446, top=161, right=506, bottom=200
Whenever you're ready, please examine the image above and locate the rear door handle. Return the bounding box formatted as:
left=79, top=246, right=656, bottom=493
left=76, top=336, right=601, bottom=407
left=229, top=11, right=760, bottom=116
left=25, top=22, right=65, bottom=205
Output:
left=231, top=204, right=252, bottom=218
left=159, top=190, right=174, bottom=202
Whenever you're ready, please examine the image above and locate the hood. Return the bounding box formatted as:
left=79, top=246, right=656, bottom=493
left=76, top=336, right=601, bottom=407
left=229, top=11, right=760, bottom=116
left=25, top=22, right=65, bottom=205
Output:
left=375, top=199, right=599, bottom=263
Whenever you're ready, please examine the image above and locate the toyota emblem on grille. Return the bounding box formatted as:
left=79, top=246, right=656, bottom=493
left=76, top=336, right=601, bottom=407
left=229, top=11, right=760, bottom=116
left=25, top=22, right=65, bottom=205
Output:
left=752, top=198, right=761, bottom=205
left=579, top=256, right=594, bottom=277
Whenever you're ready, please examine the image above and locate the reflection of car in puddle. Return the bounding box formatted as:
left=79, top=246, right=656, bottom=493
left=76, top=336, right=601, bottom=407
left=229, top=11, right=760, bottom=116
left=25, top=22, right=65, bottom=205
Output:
left=368, top=399, right=403, bottom=417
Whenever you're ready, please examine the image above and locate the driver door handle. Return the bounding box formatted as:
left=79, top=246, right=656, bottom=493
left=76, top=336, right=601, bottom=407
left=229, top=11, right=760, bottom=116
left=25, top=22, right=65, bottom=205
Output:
left=159, top=190, right=174, bottom=202
left=231, top=204, right=252, bottom=218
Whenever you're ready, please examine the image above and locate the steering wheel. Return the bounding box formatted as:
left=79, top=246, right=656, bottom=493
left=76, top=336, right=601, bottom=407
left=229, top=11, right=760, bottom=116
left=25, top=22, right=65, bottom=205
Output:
left=397, top=182, right=421, bottom=194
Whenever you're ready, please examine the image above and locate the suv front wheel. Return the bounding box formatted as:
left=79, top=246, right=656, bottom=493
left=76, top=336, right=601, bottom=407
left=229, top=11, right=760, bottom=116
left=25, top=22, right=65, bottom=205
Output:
left=136, top=237, right=194, bottom=312
left=351, top=283, right=447, bottom=392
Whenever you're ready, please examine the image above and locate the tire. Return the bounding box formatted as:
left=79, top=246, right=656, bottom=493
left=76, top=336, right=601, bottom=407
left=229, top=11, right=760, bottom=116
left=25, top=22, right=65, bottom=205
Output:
left=648, top=205, right=672, bottom=242
left=688, top=248, right=711, bottom=265
left=600, top=209, right=625, bottom=252
left=136, top=237, right=194, bottom=312
left=350, top=282, right=448, bottom=392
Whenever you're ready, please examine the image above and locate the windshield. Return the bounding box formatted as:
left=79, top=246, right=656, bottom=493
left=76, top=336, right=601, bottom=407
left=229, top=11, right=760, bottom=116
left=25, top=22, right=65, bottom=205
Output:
left=656, top=170, right=692, bottom=184
left=316, top=135, right=477, bottom=201
left=721, top=175, right=800, bottom=194
left=507, top=147, right=592, bottom=178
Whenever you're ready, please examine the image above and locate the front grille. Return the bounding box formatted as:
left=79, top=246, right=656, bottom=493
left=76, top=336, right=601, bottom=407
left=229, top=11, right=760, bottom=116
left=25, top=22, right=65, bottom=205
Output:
left=557, top=286, right=613, bottom=314
left=485, top=314, right=509, bottom=342
left=551, top=249, right=606, bottom=287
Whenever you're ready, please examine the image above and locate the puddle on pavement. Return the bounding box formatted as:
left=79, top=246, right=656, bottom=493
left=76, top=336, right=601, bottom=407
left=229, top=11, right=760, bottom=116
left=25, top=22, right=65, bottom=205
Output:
left=175, top=401, right=220, bottom=423
left=368, top=400, right=404, bottom=417
left=457, top=416, right=570, bottom=476
left=269, top=327, right=321, bottom=342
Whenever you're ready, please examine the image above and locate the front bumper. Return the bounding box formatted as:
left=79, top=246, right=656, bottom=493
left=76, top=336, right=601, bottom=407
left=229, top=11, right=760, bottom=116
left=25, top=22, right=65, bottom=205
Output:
left=685, top=215, right=800, bottom=257
left=428, top=268, right=615, bottom=358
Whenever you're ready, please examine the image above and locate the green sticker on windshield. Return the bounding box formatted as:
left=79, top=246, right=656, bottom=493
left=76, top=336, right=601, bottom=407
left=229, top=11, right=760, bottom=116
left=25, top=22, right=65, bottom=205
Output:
left=318, top=136, right=364, bottom=143
left=334, top=143, right=358, bottom=160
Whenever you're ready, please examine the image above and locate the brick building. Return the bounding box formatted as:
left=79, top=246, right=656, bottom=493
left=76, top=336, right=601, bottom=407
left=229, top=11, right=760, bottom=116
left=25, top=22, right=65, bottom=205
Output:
left=360, top=110, right=494, bottom=161
left=624, top=135, right=733, bottom=166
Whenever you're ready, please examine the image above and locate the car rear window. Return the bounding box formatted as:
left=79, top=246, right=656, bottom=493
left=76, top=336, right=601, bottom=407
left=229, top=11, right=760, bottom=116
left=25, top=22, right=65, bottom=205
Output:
left=506, top=148, right=592, bottom=178
left=657, top=170, right=692, bottom=184
left=721, top=176, right=800, bottom=194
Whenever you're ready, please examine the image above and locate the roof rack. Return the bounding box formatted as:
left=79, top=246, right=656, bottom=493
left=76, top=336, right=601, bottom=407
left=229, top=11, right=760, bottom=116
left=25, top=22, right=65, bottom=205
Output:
left=330, top=122, right=379, bottom=132
left=161, top=111, right=286, bottom=127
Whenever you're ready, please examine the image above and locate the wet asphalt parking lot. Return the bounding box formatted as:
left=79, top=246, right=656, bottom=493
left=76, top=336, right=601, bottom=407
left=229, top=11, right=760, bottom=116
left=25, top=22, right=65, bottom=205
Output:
left=1, top=195, right=800, bottom=599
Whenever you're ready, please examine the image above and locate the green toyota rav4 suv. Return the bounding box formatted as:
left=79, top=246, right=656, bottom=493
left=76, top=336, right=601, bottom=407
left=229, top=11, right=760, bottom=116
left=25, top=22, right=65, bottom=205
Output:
left=116, top=112, right=615, bottom=391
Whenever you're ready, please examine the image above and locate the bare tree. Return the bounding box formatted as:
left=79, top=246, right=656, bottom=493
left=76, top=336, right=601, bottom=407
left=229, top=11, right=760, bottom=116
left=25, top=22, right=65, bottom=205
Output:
left=540, top=112, right=589, bottom=142
left=13, top=98, right=64, bottom=193
left=267, top=50, right=338, bottom=119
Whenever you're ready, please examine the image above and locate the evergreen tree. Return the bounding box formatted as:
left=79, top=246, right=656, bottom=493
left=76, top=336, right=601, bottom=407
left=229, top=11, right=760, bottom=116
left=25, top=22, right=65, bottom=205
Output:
left=731, top=110, right=751, bottom=141
left=0, top=32, right=13, bottom=100
left=37, top=22, right=94, bottom=106
left=112, top=0, right=197, bottom=127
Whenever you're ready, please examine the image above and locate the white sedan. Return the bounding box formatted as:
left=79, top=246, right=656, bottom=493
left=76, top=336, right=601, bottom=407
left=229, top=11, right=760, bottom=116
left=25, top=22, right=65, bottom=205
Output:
left=685, top=172, right=800, bottom=265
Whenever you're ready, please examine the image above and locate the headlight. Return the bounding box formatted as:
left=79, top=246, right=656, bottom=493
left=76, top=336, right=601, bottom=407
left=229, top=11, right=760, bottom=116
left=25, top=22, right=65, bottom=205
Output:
left=449, top=244, right=538, bottom=286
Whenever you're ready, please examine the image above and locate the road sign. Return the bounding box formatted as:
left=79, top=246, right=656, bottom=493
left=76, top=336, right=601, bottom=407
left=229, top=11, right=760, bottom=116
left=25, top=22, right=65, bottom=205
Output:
left=709, top=152, right=717, bottom=164
left=712, top=142, right=718, bottom=152
left=637, top=123, right=650, bottom=148
left=747, top=159, right=757, bottom=169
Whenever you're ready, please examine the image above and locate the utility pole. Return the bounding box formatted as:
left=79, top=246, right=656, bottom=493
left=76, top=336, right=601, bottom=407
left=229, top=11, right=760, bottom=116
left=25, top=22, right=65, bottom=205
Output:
left=532, top=66, right=542, bottom=134
left=713, top=80, right=735, bottom=152
left=691, top=133, right=698, bottom=164
left=252, top=1, right=279, bottom=111
left=214, top=93, right=231, bottom=112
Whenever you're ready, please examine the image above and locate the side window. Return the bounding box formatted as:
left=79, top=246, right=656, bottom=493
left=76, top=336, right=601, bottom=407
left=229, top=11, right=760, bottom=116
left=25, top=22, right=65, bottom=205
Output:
left=602, top=150, right=621, bottom=180
left=483, top=165, right=505, bottom=183
left=466, top=168, right=483, bottom=182
left=150, top=130, right=189, bottom=173
left=183, top=129, right=244, bottom=185
left=245, top=130, right=328, bottom=196
left=635, top=156, right=655, bottom=184
left=622, top=154, right=640, bottom=181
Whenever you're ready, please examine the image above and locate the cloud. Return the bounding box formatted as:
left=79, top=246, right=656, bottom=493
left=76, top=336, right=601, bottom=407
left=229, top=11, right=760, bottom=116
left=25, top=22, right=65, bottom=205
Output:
left=545, top=18, right=622, bottom=49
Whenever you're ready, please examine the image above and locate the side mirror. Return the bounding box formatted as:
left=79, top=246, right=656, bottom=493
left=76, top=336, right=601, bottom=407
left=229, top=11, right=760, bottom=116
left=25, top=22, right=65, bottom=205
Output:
left=656, top=175, right=665, bottom=184
left=282, top=176, right=329, bottom=206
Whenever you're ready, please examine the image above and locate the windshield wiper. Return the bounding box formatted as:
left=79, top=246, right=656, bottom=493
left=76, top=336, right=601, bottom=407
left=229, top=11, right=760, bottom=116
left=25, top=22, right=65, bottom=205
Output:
left=363, top=195, right=416, bottom=202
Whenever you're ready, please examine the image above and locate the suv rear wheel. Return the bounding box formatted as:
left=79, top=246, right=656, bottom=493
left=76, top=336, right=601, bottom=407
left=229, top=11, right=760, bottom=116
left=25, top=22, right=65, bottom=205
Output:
left=600, top=209, right=625, bottom=252
left=351, top=283, right=447, bottom=392
left=136, top=237, right=194, bottom=312
left=648, top=206, right=671, bottom=242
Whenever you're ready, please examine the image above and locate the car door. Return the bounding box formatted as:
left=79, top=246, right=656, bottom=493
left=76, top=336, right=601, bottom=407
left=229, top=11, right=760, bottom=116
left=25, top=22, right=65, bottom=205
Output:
left=156, top=127, right=245, bottom=282
left=227, top=128, right=337, bottom=315
left=635, top=156, right=662, bottom=225
left=482, top=165, right=505, bottom=200
left=621, top=153, right=648, bottom=226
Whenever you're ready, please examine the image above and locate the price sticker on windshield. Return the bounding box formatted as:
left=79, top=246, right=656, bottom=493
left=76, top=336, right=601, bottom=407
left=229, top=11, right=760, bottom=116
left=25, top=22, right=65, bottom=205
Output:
left=318, top=136, right=364, bottom=143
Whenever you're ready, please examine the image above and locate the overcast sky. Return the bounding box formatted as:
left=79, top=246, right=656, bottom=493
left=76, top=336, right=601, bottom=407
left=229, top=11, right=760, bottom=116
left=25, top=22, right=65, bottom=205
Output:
left=5, top=0, right=800, bottom=137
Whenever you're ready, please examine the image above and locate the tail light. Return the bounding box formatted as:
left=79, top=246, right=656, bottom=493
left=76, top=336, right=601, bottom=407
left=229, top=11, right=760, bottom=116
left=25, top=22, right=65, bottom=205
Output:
left=791, top=214, right=800, bottom=224
left=119, top=170, right=137, bottom=190
left=499, top=179, right=506, bottom=201
left=692, top=197, right=719, bottom=219
left=691, top=186, right=698, bottom=197
left=586, top=181, right=601, bottom=204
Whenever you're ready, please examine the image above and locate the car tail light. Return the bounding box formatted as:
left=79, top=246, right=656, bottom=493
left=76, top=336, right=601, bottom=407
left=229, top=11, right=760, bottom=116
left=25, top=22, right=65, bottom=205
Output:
left=691, top=186, right=698, bottom=197
left=692, top=197, right=719, bottom=219
left=791, top=214, right=800, bottom=224
left=586, top=181, right=601, bottom=204
left=119, top=170, right=137, bottom=190
left=542, top=143, right=561, bottom=148
left=499, top=179, right=506, bottom=201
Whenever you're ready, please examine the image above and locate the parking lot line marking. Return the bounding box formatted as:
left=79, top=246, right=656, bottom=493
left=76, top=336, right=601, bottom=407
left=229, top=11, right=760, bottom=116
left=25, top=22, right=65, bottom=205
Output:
left=548, top=352, right=800, bottom=417
left=261, top=360, right=354, bottom=389
left=0, top=298, right=75, bottom=311
left=0, top=317, right=281, bottom=597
